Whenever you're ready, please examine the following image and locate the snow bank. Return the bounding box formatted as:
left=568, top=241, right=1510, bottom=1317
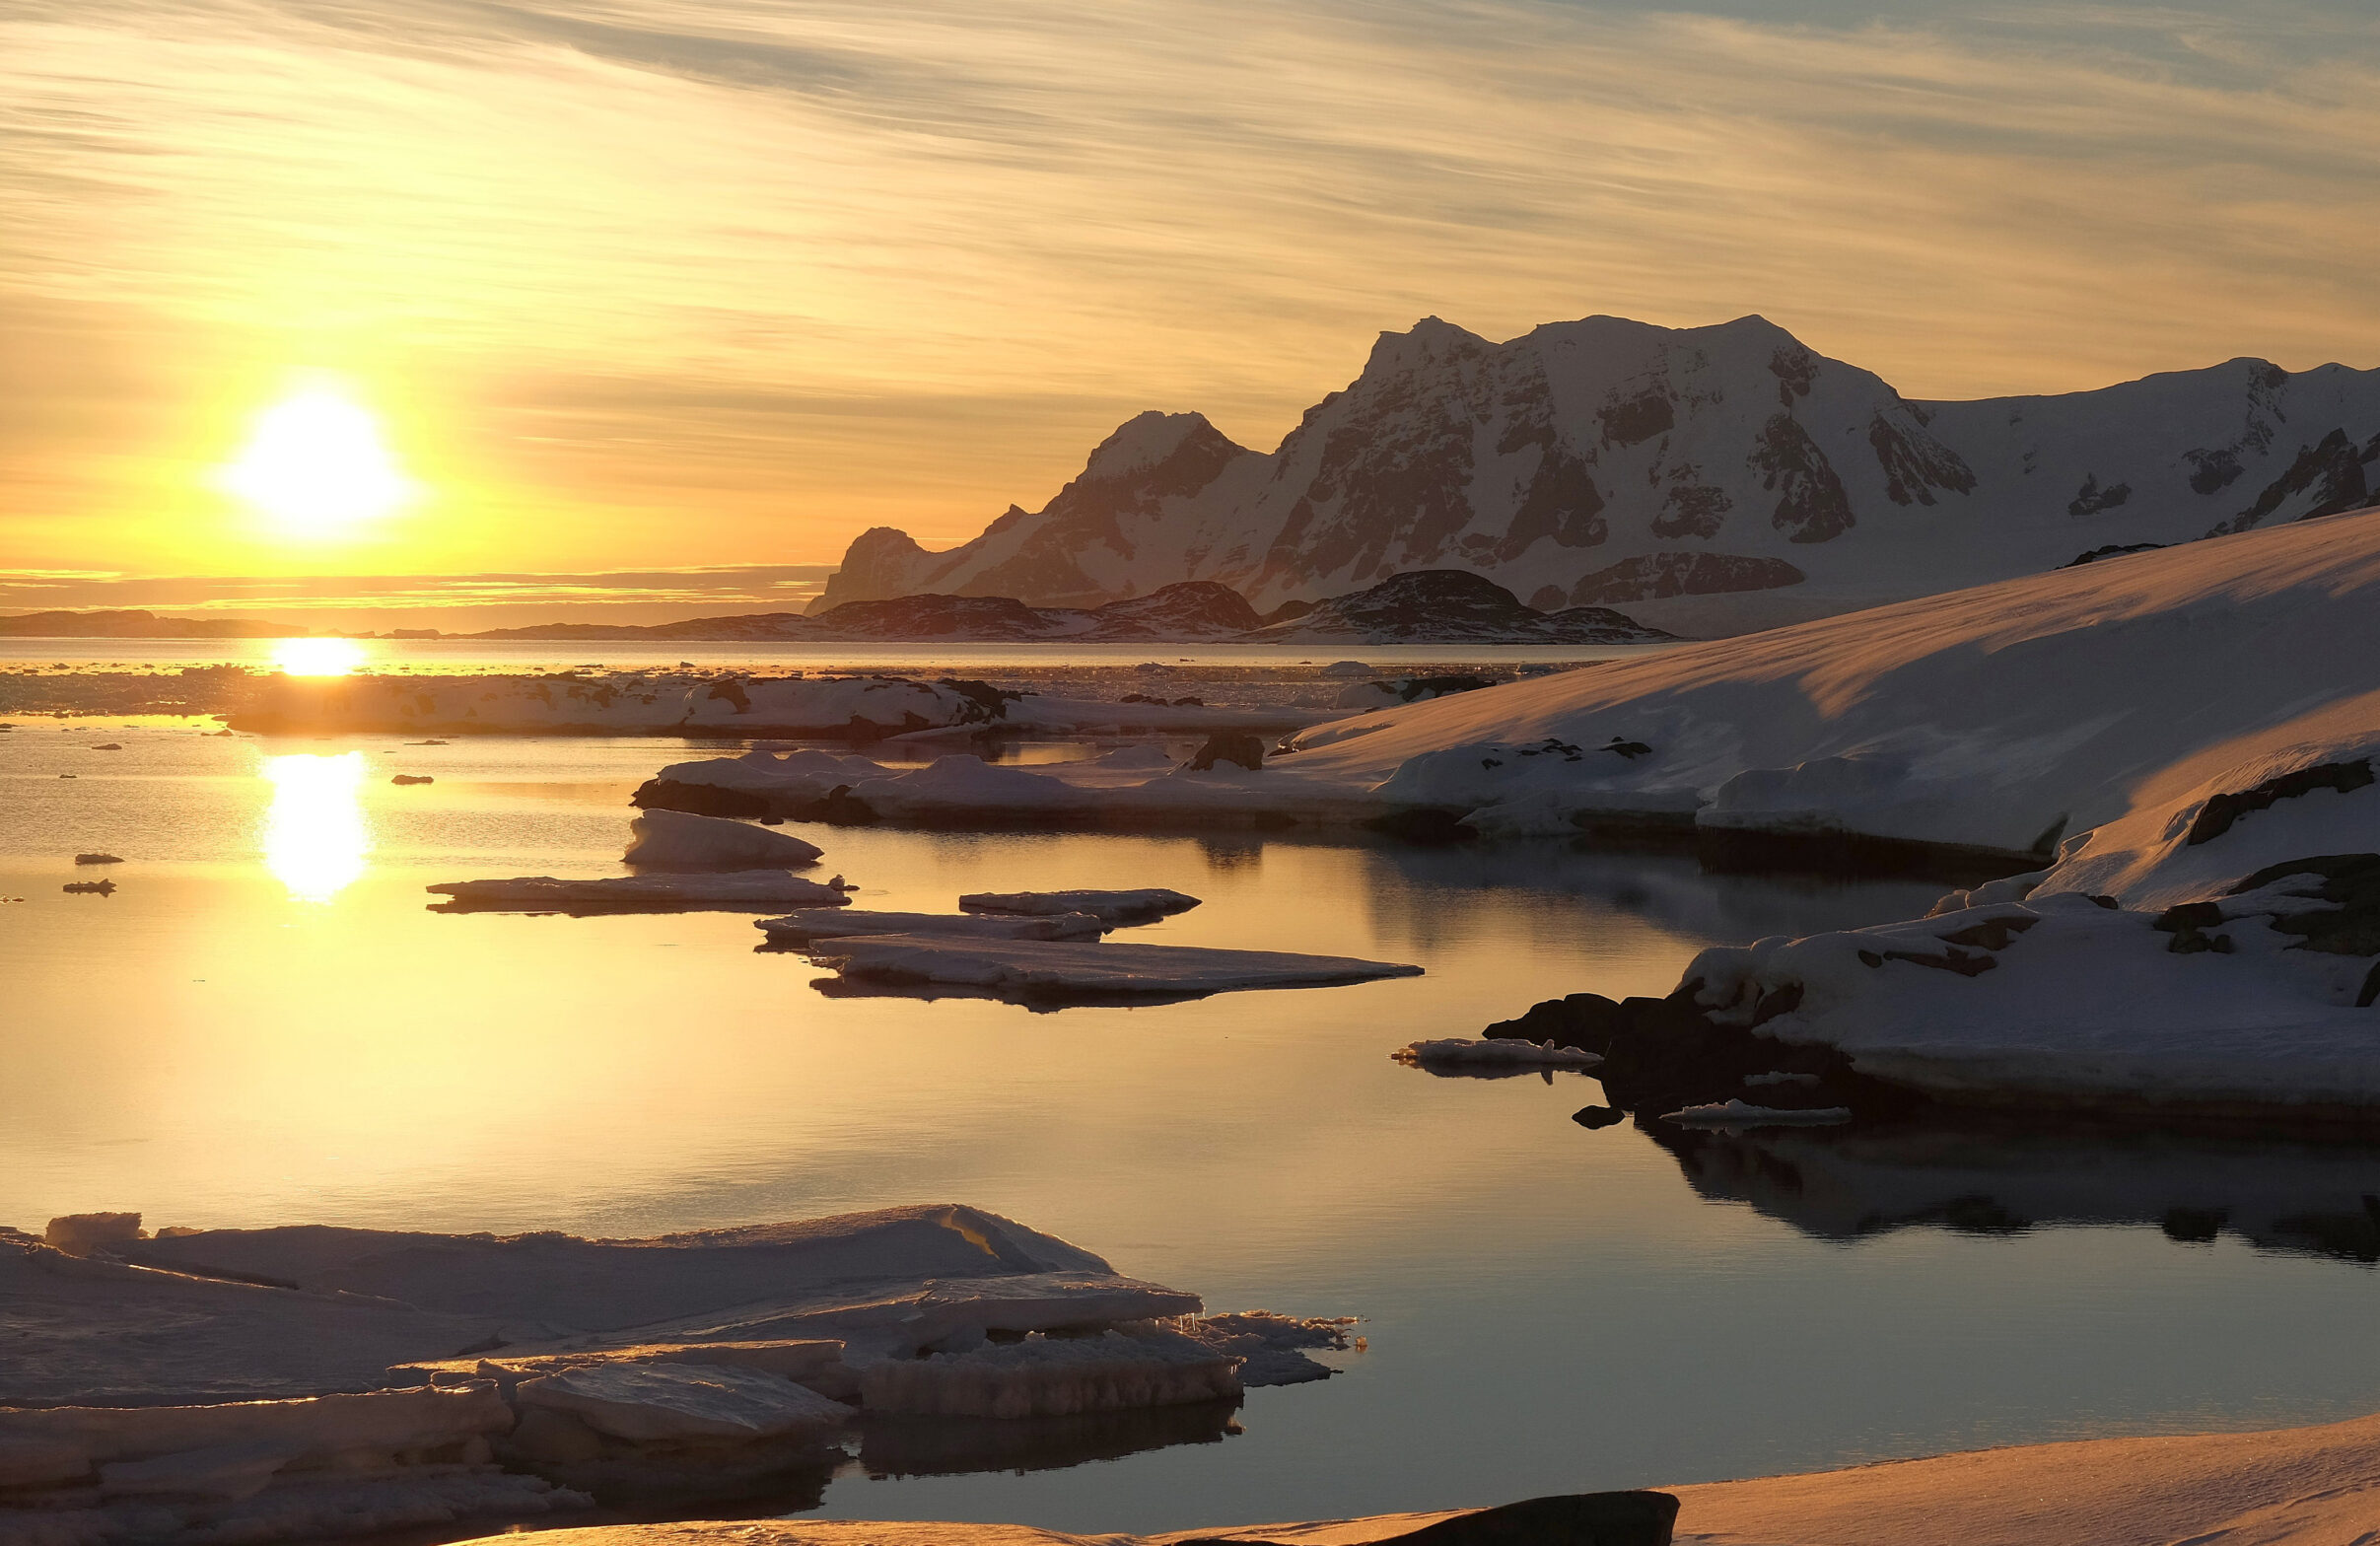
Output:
left=1391, top=1038, right=1604, bottom=1070
left=427, top=872, right=850, bottom=912
left=803, top=936, right=1423, bottom=1002
left=756, top=909, right=1106, bottom=944
left=622, top=808, right=822, bottom=870
left=856, top=1329, right=1239, bottom=1419
left=958, top=888, right=1201, bottom=925
left=1285, top=512, right=2380, bottom=859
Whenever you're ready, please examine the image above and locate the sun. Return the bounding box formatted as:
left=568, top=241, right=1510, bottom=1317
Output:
left=221, top=381, right=416, bottom=536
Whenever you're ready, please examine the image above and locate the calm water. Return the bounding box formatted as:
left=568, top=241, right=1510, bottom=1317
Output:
left=0, top=637, right=1669, bottom=674
left=3, top=722, right=2377, bottom=1529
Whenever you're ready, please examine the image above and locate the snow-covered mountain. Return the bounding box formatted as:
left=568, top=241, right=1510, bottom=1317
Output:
left=814, top=315, right=2380, bottom=636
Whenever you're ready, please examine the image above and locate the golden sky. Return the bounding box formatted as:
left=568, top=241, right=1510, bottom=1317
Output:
left=4, top=0, right=2379, bottom=586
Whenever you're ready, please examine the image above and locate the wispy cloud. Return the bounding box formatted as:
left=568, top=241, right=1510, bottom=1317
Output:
left=4, top=0, right=2377, bottom=582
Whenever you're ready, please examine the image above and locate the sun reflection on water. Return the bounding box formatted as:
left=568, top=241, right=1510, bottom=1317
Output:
left=272, top=637, right=368, bottom=677
left=261, top=751, right=372, bottom=901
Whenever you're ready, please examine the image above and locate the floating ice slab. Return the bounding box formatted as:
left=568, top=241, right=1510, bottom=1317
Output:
left=624, top=808, right=822, bottom=870
left=427, top=871, right=849, bottom=912
left=804, top=936, right=1422, bottom=1002
left=1662, top=1100, right=1853, bottom=1127
left=857, top=1329, right=1238, bottom=1419
left=758, top=909, right=1106, bottom=944
left=958, top=888, right=1202, bottom=925
left=516, top=1363, right=850, bottom=1441
left=1392, top=1037, right=1602, bottom=1070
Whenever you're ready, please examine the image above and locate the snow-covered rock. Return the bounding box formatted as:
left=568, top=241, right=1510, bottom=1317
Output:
left=814, top=314, right=2380, bottom=638
left=426, top=872, right=850, bottom=912
left=1244, top=571, right=1663, bottom=645
left=755, top=909, right=1106, bottom=944
left=958, top=888, right=1202, bottom=925
left=622, top=808, right=822, bottom=871
left=514, top=1364, right=849, bottom=1442
left=803, top=936, right=1422, bottom=1002
left=855, top=1329, right=1239, bottom=1419
left=1677, top=890, right=2380, bottom=1112
left=1391, top=1038, right=1604, bottom=1070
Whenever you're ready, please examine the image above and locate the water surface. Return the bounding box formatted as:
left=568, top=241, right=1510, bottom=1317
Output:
left=2, top=726, right=2374, bottom=1530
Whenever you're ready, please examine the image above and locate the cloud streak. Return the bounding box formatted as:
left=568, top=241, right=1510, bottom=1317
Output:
left=4, top=0, right=2377, bottom=581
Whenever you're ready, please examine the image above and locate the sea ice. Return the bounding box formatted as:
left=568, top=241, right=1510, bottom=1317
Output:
left=855, top=1329, right=1239, bottom=1419
left=623, top=808, right=822, bottom=870
left=756, top=910, right=1106, bottom=944
left=515, top=1363, right=850, bottom=1441
left=958, top=888, right=1202, bottom=925
left=803, top=936, right=1422, bottom=1002
left=1662, top=1100, right=1853, bottom=1127
left=427, top=871, right=849, bottom=912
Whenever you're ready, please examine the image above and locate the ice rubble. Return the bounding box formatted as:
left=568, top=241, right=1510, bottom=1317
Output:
left=230, top=671, right=1333, bottom=740
left=2, top=1206, right=1341, bottom=1541
left=755, top=909, right=1107, bottom=944
left=857, top=1329, right=1240, bottom=1419
left=1391, top=1038, right=1604, bottom=1070
left=426, top=872, right=850, bottom=912
left=802, top=936, right=1423, bottom=1002
left=958, top=888, right=1201, bottom=925
left=515, top=1364, right=850, bottom=1441
left=622, top=808, right=822, bottom=870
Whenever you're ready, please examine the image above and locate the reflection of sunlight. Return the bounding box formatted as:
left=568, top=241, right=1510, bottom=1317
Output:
left=262, top=752, right=372, bottom=901
left=273, top=637, right=368, bottom=677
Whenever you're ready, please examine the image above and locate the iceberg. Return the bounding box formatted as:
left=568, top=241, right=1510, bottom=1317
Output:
left=856, top=1329, right=1240, bottom=1419
left=514, top=1363, right=850, bottom=1441
left=622, top=808, right=822, bottom=870
left=802, top=936, right=1423, bottom=1003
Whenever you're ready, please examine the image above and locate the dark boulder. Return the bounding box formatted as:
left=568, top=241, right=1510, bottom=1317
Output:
left=1188, top=733, right=1266, bottom=772
left=1482, top=992, right=1627, bottom=1053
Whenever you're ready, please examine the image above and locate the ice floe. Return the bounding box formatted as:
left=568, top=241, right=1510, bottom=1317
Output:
left=1391, top=1038, right=1605, bottom=1070
left=802, top=936, right=1423, bottom=1003
left=856, top=1329, right=1240, bottom=1419
left=515, top=1363, right=850, bottom=1441
left=958, top=888, right=1201, bottom=925
left=427, top=871, right=850, bottom=912
left=756, top=909, right=1107, bottom=944
left=622, top=808, right=822, bottom=870
left=1661, top=1100, right=1853, bottom=1127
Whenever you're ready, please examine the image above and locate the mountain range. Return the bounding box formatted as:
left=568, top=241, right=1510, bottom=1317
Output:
left=812, top=314, right=2380, bottom=636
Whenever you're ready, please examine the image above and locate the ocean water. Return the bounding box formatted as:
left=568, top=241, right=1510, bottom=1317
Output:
left=2, top=721, right=2376, bottom=1531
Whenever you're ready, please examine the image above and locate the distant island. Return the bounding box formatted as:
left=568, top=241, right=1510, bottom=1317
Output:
left=1, top=570, right=1672, bottom=648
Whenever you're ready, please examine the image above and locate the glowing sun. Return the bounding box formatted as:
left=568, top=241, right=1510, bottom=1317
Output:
left=222, top=383, right=415, bottom=535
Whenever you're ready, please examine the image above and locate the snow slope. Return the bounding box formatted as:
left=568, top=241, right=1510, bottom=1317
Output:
left=1287, top=510, right=2380, bottom=860
left=814, top=315, right=2380, bottom=637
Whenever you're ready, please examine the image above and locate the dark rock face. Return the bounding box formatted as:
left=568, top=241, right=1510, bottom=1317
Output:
left=2188, top=759, right=2373, bottom=844
left=2226, top=853, right=2380, bottom=958
left=1188, top=732, right=1266, bottom=772
left=2209, top=428, right=2378, bottom=535
left=2064, top=542, right=2165, bottom=568
left=1868, top=409, right=1977, bottom=507
left=1750, top=414, right=1855, bottom=542
left=1649, top=480, right=1730, bottom=539
left=1568, top=552, right=1805, bottom=604
left=1253, top=570, right=1666, bottom=644
left=2067, top=473, right=2134, bottom=517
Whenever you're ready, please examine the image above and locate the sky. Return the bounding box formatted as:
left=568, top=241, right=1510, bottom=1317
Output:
left=5, top=0, right=2379, bottom=617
